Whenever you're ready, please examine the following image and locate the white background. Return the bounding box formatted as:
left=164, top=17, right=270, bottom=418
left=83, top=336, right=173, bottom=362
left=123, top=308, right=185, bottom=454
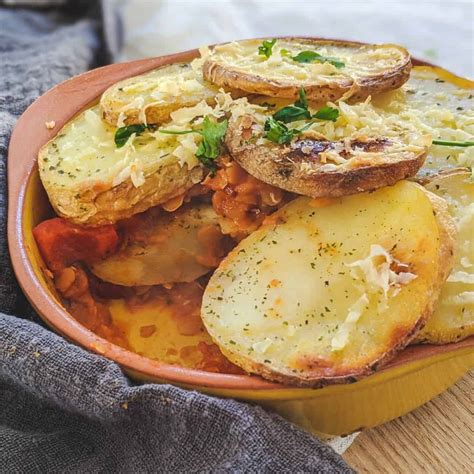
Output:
left=103, top=0, right=474, bottom=77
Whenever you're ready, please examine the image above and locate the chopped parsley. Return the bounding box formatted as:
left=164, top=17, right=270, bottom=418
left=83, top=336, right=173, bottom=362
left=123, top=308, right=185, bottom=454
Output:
left=115, top=117, right=227, bottom=171
left=432, top=139, right=474, bottom=148
left=273, top=88, right=311, bottom=123
left=114, top=124, right=149, bottom=148
left=158, top=116, right=228, bottom=172
left=313, top=106, right=340, bottom=122
left=291, top=51, right=345, bottom=69
left=273, top=88, right=339, bottom=124
left=264, top=117, right=299, bottom=144
left=196, top=117, right=228, bottom=169
left=258, top=39, right=277, bottom=59
left=264, top=88, right=340, bottom=143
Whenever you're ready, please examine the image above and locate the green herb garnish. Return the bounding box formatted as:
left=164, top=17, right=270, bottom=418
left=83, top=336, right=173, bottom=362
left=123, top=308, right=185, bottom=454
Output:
left=294, top=87, right=308, bottom=109
left=432, top=140, right=474, bottom=147
left=264, top=88, right=340, bottom=143
left=264, top=117, right=299, bottom=144
left=273, top=88, right=311, bottom=123
left=258, top=39, right=277, bottom=59
left=195, top=117, right=228, bottom=170
left=291, top=51, right=345, bottom=69
left=263, top=117, right=318, bottom=144
left=114, top=124, right=148, bottom=148
left=313, top=105, right=340, bottom=122
left=272, top=87, right=339, bottom=124
left=159, top=116, right=228, bottom=172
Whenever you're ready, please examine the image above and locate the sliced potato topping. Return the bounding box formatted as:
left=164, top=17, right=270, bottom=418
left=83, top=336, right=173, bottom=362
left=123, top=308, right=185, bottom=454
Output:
left=283, top=66, right=473, bottom=172
left=204, top=39, right=411, bottom=101
left=38, top=92, right=266, bottom=225
left=209, top=39, right=407, bottom=83
left=202, top=181, right=448, bottom=386
left=91, top=204, right=233, bottom=286
left=416, top=170, right=474, bottom=343
left=38, top=105, right=206, bottom=224
left=226, top=113, right=430, bottom=198
left=100, top=57, right=219, bottom=127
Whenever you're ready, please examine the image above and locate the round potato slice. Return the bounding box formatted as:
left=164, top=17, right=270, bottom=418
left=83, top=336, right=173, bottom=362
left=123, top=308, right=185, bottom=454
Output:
left=91, top=204, right=231, bottom=286
left=38, top=106, right=204, bottom=226
left=415, top=170, right=474, bottom=343
left=373, top=66, right=474, bottom=173
left=226, top=114, right=430, bottom=198
left=100, top=62, right=220, bottom=127
left=202, top=181, right=451, bottom=387
left=203, top=39, right=411, bottom=102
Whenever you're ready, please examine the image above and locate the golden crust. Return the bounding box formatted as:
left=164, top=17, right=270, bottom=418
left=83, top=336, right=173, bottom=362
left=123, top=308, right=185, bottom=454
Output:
left=217, top=314, right=431, bottom=388
left=225, top=115, right=428, bottom=198
left=38, top=104, right=206, bottom=226
left=202, top=183, right=452, bottom=387
left=204, top=39, right=411, bottom=102
left=43, top=161, right=202, bottom=227
left=99, top=62, right=219, bottom=127
left=414, top=170, right=474, bottom=344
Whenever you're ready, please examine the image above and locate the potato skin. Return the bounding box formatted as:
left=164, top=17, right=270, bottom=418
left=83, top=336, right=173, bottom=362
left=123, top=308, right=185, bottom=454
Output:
left=101, top=100, right=200, bottom=128
left=204, top=39, right=411, bottom=102
left=414, top=170, right=473, bottom=344
left=202, top=183, right=455, bottom=387
left=217, top=196, right=456, bottom=388
left=218, top=314, right=431, bottom=388
left=46, top=161, right=203, bottom=227
left=100, top=62, right=219, bottom=127
left=225, top=116, right=428, bottom=198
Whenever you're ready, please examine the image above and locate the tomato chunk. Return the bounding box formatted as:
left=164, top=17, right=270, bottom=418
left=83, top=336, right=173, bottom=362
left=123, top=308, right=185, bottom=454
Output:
left=33, top=218, right=119, bottom=271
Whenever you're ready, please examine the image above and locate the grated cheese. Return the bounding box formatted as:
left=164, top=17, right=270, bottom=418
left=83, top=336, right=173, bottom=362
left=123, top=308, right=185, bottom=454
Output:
left=347, top=244, right=417, bottom=298
left=208, top=40, right=407, bottom=85
left=252, top=338, right=273, bottom=354
left=298, top=68, right=473, bottom=171
left=331, top=293, right=369, bottom=351
left=447, top=271, right=474, bottom=284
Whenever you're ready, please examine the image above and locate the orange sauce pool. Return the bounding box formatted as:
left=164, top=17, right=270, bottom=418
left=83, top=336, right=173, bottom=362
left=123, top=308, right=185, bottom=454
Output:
left=58, top=270, right=242, bottom=374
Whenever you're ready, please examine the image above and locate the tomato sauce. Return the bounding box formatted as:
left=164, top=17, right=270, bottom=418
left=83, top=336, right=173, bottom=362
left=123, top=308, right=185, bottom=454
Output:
left=33, top=157, right=284, bottom=375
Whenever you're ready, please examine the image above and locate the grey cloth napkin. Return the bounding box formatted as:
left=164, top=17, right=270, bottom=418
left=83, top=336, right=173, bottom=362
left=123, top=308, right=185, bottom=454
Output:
left=0, top=7, right=353, bottom=473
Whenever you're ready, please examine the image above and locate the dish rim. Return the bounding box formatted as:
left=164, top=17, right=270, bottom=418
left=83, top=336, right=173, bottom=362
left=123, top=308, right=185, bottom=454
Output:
left=7, top=39, right=474, bottom=391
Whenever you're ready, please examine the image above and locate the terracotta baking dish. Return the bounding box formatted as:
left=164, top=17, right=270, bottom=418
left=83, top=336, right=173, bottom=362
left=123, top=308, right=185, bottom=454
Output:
left=8, top=45, right=474, bottom=436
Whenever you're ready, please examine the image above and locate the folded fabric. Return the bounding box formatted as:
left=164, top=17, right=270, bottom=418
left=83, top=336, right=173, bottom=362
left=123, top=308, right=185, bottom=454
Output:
left=0, top=7, right=353, bottom=472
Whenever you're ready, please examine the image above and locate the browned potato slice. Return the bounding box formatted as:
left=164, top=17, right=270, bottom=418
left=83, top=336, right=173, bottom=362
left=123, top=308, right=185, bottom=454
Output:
left=38, top=106, right=205, bottom=226
left=100, top=62, right=219, bottom=127
left=202, top=181, right=453, bottom=387
left=415, top=170, right=474, bottom=343
left=91, top=204, right=231, bottom=286
left=373, top=66, right=474, bottom=173
left=225, top=114, right=430, bottom=198
left=204, top=39, right=411, bottom=102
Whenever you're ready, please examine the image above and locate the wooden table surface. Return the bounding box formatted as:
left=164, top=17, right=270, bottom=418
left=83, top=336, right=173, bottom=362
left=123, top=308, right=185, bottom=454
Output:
left=343, top=371, right=473, bottom=473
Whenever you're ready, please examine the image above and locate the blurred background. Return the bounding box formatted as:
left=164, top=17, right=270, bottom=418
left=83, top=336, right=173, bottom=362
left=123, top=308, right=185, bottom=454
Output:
left=2, top=0, right=473, bottom=77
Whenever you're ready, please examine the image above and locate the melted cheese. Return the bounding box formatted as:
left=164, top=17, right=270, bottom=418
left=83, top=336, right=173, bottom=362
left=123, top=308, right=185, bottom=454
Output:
left=347, top=244, right=417, bottom=298
left=40, top=106, right=202, bottom=191
left=209, top=39, right=408, bottom=84
left=296, top=67, right=473, bottom=172
left=40, top=91, right=267, bottom=194
left=331, top=294, right=369, bottom=351
left=101, top=61, right=219, bottom=126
